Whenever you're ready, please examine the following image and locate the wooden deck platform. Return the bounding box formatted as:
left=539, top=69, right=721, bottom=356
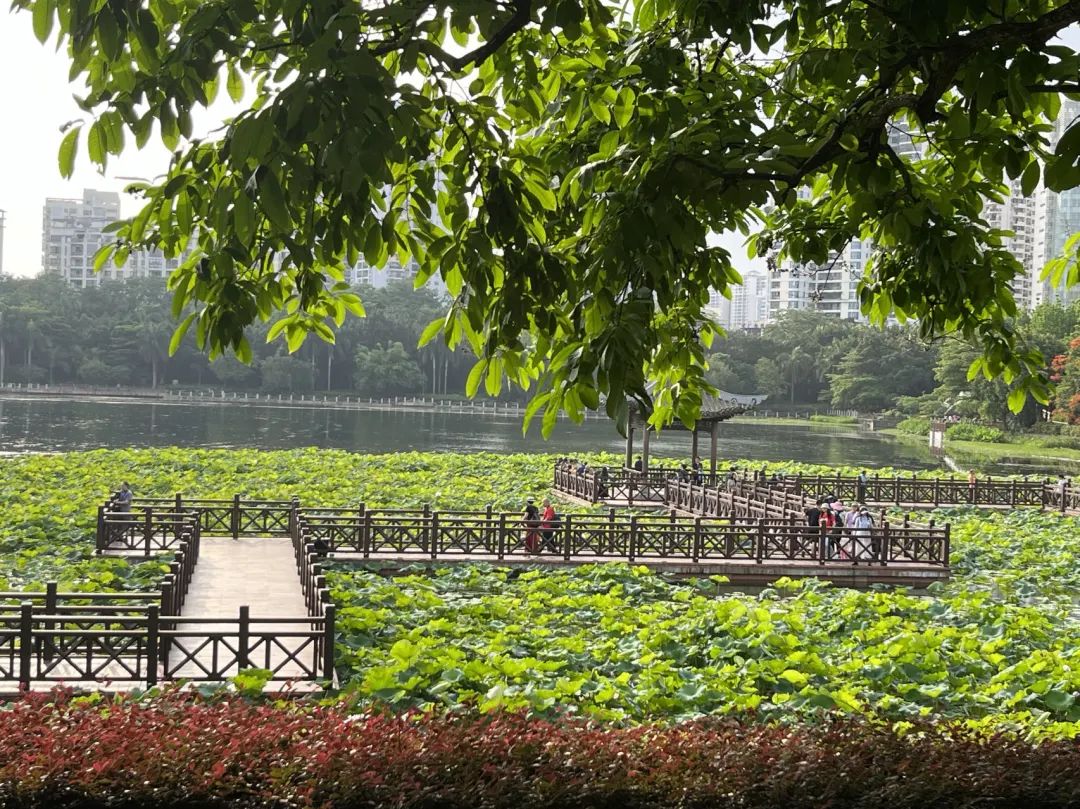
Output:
left=322, top=552, right=948, bottom=589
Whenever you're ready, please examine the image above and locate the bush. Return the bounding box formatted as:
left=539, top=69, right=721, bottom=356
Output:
left=946, top=423, right=1006, bottom=443
left=896, top=416, right=930, bottom=436
left=809, top=414, right=857, bottom=424
left=4, top=691, right=1080, bottom=809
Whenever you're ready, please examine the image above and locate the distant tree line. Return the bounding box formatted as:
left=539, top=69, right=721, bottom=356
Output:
left=709, top=306, right=1080, bottom=428
left=4, top=275, right=1080, bottom=425
left=0, top=276, right=482, bottom=397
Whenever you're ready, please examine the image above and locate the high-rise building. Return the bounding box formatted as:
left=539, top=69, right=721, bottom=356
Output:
left=706, top=268, right=771, bottom=330
left=1034, top=98, right=1080, bottom=306
left=769, top=239, right=867, bottom=321
left=41, top=189, right=189, bottom=288
left=983, top=178, right=1039, bottom=309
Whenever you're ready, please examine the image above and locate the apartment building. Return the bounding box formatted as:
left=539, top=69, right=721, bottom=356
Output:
left=41, top=189, right=189, bottom=288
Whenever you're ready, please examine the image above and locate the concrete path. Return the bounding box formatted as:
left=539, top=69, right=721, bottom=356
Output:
left=168, top=537, right=317, bottom=682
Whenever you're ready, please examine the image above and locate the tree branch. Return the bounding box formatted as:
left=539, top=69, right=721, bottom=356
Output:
left=369, top=0, right=532, bottom=71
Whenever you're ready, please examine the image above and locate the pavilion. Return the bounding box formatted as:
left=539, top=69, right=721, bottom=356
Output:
left=625, top=391, right=765, bottom=475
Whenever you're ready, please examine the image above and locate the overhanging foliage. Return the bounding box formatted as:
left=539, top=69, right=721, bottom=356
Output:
left=15, top=0, right=1080, bottom=431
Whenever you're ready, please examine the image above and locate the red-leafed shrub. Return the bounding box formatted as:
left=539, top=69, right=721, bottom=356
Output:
left=2, top=690, right=1080, bottom=808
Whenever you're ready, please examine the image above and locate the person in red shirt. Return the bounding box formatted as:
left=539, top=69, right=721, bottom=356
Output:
left=540, top=498, right=558, bottom=553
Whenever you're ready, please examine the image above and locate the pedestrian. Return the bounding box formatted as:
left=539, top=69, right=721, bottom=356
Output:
left=856, top=470, right=868, bottom=503
left=576, top=460, right=588, bottom=476
left=540, top=498, right=558, bottom=552
left=523, top=498, right=541, bottom=553
left=805, top=499, right=822, bottom=528
left=725, top=470, right=737, bottom=492
left=112, top=482, right=133, bottom=513
left=829, top=502, right=845, bottom=558
left=820, top=505, right=837, bottom=558
left=852, top=507, right=875, bottom=562
left=633, top=457, right=643, bottom=472
left=691, top=456, right=703, bottom=485
left=968, top=469, right=977, bottom=503
left=1058, top=473, right=1069, bottom=509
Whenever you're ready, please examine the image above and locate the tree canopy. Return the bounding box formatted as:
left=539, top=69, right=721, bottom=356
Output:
left=16, top=0, right=1080, bottom=432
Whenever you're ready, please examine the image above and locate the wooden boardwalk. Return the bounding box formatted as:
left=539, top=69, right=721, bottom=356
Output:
left=171, top=537, right=317, bottom=683
left=325, top=551, right=946, bottom=588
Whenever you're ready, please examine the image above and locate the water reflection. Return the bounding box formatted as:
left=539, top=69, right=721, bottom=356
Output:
left=0, top=395, right=1059, bottom=474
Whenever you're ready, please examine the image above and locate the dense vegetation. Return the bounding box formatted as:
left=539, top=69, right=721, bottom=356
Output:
left=0, top=276, right=478, bottom=397
left=1, top=448, right=1079, bottom=736
left=5, top=692, right=1080, bottom=809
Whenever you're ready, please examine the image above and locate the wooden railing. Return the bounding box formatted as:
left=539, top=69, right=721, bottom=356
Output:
left=554, top=461, right=1080, bottom=513
left=0, top=605, right=332, bottom=689
left=100, top=496, right=296, bottom=542
left=291, top=507, right=949, bottom=567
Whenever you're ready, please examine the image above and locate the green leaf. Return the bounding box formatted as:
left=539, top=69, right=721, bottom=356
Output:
left=169, top=312, right=197, bottom=356
left=226, top=64, right=244, bottom=103
left=257, top=170, right=292, bottom=231
left=612, top=87, right=634, bottom=129
left=58, top=126, right=80, bottom=179
left=32, top=0, right=53, bottom=43
left=588, top=96, right=611, bottom=126
left=564, top=89, right=584, bottom=132
left=1020, top=161, right=1040, bottom=198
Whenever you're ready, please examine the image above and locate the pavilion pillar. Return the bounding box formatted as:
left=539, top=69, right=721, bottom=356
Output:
left=691, top=428, right=699, bottom=463
left=709, top=422, right=719, bottom=476
left=642, top=428, right=651, bottom=472
left=625, top=426, right=635, bottom=470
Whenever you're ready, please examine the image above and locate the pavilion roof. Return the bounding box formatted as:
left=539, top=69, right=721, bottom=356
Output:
left=628, top=391, right=764, bottom=429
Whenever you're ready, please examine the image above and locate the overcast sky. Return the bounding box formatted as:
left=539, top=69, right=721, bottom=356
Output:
left=1, top=13, right=1075, bottom=280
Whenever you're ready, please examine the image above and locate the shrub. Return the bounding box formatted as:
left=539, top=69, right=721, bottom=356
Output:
left=809, top=414, right=857, bottom=424
left=896, top=416, right=930, bottom=436
left=4, top=691, right=1080, bottom=809
left=946, top=423, right=1006, bottom=443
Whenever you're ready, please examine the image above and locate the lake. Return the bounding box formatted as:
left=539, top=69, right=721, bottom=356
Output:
left=0, top=394, right=947, bottom=469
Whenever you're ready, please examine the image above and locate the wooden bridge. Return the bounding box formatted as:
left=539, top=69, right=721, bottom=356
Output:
left=3, top=475, right=961, bottom=693
left=555, top=462, right=1080, bottom=513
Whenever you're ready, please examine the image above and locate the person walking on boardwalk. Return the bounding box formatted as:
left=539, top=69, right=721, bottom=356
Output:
left=852, top=507, right=875, bottom=561
left=691, top=456, right=703, bottom=485
left=856, top=470, right=868, bottom=503
left=112, top=482, right=133, bottom=513
left=968, top=469, right=977, bottom=503
left=540, top=498, right=558, bottom=553
left=523, top=498, right=542, bottom=553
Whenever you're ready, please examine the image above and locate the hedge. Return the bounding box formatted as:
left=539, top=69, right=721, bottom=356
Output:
left=3, top=691, right=1080, bottom=808
left=945, top=423, right=1006, bottom=443
left=896, top=417, right=930, bottom=436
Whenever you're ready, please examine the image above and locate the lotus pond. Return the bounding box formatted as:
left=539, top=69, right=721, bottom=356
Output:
left=2, top=449, right=1080, bottom=734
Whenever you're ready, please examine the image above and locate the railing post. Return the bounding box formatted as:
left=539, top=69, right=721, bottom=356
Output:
left=44, top=582, right=57, bottom=662
left=818, top=523, right=827, bottom=565
left=628, top=515, right=637, bottom=563
left=563, top=514, right=572, bottom=561
left=755, top=519, right=765, bottom=564
left=497, top=514, right=507, bottom=560
left=430, top=511, right=439, bottom=560
left=692, top=517, right=701, bottom=563
left=232, top=494, right=241, bottom=540
left=237, top=605, right=251, bottom=670
left=363, top=510, right=372, bottom=558
left=18, top=601, right=33, bottom=691
left=323, top=604, right=336, bottom=682
left=175, top=492, right=183, bottom=513
left=144, top=508, right=153, bottom=557
left=880, top=521, right=890, bottom=566
left=933, top=478, right=940, bottom=507
left=486, top=504, right=494, bottom=551
left=894, top=477, right=900, bottom=506
left=96, top=505, right=105, bottom=553
left=1010, top=479, right=1017, bottom=506
left=147, top=605, right=159, bottom=687
left=1062, top=483, right=1068, bottom=515
left=943, top=523, right=951, bottom=566
left=422, top=503, right=432, bottom=554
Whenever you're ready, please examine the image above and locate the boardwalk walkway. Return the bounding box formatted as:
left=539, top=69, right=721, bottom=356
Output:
left=172, top=537, right=314, bottom=681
